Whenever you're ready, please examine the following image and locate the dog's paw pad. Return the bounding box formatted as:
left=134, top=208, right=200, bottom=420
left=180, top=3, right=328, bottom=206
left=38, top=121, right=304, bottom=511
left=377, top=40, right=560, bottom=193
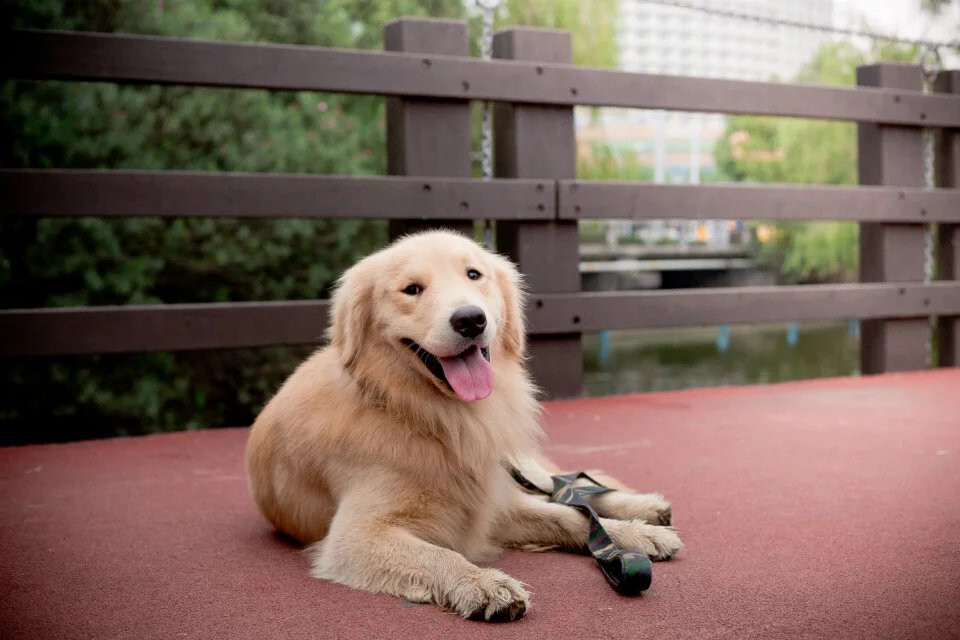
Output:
left=648, top=525, right=683, bottom=561
left=656, top=504, right=672, bottom=526
left=470, top=598, right=527, bottom=622
left=451, top=569, right=529, bottom=622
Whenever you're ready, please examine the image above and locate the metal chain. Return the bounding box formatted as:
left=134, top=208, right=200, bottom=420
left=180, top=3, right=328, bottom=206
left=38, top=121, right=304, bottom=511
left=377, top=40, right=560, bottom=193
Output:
left=921, top=49, right=939, bottom=288
left=476, top=0, right=499, bottom=249
left=919, top=44, right=942, bottom=367
left=641, top=0, right=960, bottom=51
left=478, top=0, right=495, bottom=181
left=920, top=45, right=942, bottom=203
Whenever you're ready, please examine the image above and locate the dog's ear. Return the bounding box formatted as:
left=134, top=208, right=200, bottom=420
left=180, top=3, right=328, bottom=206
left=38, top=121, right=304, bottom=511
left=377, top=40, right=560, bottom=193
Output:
left=328, top=261, right=374, bottom=371
left=492, top=254, right=526, bottom=359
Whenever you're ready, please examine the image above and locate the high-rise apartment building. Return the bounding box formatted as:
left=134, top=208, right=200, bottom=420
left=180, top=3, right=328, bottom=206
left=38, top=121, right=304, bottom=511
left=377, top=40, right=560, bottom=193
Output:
left=619, top=0, right=834, bottom=82
left=578, top=0, right=835, bottom=184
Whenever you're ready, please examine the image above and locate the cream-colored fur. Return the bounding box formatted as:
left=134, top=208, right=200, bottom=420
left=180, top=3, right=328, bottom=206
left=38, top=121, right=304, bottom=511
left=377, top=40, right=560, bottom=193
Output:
left=246, top=231, right=681, bottom=621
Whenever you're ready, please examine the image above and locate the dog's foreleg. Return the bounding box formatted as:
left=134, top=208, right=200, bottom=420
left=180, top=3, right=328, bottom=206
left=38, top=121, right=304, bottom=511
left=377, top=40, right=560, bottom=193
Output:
left=308, top=517, right=528, bottom=621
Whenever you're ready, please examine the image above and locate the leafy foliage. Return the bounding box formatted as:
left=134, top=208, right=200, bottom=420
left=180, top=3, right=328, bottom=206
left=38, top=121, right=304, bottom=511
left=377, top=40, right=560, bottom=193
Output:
left=713, top=41, right=919, bottom=283
left=577, top=143, right=655, bottom=182
left=1, top=0, right=465, bottom=444
left=1, top=0, right=623, bottom=444
left=496, top=0, right=618, bottom=68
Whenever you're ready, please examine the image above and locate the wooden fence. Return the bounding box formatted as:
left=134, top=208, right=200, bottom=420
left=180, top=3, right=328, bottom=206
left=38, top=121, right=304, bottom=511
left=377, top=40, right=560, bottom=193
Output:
left=2, top=19, right=960, bottom=398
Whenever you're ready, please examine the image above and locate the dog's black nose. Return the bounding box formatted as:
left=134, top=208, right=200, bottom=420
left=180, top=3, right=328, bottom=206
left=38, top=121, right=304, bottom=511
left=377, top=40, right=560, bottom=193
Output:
left=450, top=306, right=487, bottom=339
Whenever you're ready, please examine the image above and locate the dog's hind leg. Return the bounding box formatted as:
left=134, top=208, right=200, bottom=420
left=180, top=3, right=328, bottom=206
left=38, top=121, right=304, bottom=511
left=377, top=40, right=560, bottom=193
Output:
left=494, top=489, right=682, bottom=560
left=511, top=453, right=674, bottom=525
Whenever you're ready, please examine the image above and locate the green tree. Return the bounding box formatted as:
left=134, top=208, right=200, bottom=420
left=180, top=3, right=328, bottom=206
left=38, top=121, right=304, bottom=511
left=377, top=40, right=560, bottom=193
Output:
left=920, top=0, right=956, bottom=14
left=495, top=0, right=618, bottom=68
left=713, top=40, right=918, bottom=283
left=1, top=0, right=621, bottom=444
left=577, top=144, right=655, bottom=181
left=1, top=0, right=465, bottom=444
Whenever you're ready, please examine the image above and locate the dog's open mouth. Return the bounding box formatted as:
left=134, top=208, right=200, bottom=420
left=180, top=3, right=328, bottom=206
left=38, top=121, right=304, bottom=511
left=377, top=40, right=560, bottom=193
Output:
left=401, top=339, right=492, bottom=402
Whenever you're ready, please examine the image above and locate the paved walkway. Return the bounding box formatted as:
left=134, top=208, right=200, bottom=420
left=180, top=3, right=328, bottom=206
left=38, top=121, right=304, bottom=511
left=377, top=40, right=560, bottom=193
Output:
left=2, top=371, right=959, bottom=639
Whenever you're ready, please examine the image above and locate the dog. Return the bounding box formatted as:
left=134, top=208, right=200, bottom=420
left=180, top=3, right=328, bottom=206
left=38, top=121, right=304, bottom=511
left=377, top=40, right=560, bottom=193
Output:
left=246, top=231, right=681, bottom=621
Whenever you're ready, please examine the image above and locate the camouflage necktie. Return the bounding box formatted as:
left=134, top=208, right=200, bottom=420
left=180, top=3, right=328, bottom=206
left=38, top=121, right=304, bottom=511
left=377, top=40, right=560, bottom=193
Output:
left=509, top=468, right=653, bottom=595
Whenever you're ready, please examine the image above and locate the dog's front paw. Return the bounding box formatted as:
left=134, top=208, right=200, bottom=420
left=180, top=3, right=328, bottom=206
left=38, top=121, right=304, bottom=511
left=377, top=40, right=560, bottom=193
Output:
left=606, top=519, right=684, bottom=561
left=448, top=568, right=529, bottom=622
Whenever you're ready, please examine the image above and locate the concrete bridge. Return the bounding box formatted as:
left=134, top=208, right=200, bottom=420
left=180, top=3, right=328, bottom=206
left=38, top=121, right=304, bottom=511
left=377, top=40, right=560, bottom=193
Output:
left=580, top=242, right=772, bottom=290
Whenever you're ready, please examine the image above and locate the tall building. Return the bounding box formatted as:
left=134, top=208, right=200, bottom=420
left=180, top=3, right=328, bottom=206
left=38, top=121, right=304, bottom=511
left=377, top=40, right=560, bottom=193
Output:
left=578, top=0, right=835, bottom=185
left=618, top=0, right=834, bottom=82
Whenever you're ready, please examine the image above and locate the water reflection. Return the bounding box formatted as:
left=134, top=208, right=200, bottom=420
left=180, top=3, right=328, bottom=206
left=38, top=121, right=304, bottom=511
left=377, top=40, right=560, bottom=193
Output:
left=582, top=321, right=860, bottom=396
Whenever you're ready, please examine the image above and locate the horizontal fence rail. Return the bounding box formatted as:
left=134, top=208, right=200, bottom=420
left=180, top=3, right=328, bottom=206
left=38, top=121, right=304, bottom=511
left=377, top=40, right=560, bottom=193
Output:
left=3, top=283, right=960, bottom=356
left=0, top=301, right=331, bottom=356
left=4, top=22, right=960, bottom=396
left=560, top=181, right=960, bottom=223
left=5, top=171, right=959, bottom=223
left=0, top=171, right=553, bottom=220
left=526, top=283, right=960, bottom=334
left=5, top=30, right=960, bottom=127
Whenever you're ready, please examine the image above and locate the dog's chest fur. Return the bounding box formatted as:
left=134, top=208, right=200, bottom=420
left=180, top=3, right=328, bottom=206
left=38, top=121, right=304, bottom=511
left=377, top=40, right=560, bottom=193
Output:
left=418, top=457, right=511, bottom=561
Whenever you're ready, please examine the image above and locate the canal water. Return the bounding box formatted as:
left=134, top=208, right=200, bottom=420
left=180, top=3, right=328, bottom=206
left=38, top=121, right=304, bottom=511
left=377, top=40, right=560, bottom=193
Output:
left=582, top=321, right=859, bottom=396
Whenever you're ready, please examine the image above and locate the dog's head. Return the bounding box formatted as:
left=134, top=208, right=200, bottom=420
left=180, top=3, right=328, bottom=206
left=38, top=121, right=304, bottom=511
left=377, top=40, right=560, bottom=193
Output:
left=328, top=231, right=525, bottom=403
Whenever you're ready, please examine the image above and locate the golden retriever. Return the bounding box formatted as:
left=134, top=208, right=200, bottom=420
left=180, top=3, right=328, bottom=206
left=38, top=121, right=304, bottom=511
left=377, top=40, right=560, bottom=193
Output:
left=246, top=231, right=681, bottom=621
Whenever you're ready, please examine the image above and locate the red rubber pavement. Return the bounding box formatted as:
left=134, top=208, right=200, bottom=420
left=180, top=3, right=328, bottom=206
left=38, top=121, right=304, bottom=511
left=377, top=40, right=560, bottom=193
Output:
left=2, top=370, right=959, bottom=639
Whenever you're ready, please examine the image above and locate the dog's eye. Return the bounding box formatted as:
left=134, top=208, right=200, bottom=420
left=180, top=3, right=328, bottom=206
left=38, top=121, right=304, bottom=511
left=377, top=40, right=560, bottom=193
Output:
left=402, top=283, right=423, bottom=296
left=466, top=268, right=482, bottom=281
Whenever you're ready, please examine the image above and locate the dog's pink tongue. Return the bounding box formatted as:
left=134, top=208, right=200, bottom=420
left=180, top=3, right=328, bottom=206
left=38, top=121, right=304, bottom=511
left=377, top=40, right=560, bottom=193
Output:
left=438, top=347, right=492, bottom=402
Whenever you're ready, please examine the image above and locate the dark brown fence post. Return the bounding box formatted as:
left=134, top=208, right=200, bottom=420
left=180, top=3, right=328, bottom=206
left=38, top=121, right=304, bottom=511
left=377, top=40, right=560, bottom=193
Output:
left=856, top=64, right=928, bottom=373
left=935, top=70, right=959, bottom=367
left=384, top=18, right=474, bottom=239
left=493, top=28, right=582, bottom=398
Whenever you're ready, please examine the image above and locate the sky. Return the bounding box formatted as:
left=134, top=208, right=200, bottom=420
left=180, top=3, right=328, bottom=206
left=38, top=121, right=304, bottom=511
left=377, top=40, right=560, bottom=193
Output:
left=836, top=0, right=959, bottom=64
